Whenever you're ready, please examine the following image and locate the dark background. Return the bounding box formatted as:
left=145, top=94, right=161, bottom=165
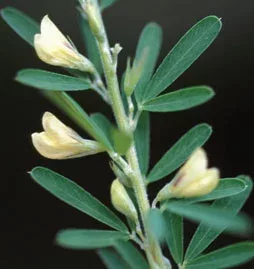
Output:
left=1, top=0, right=253, bottom=268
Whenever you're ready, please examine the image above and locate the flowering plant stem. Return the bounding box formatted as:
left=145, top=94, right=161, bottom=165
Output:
left=85, top=1, right=168, bottom=268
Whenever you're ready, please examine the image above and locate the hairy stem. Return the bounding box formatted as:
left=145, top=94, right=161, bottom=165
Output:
left=85, top=1, right=168, bottom=268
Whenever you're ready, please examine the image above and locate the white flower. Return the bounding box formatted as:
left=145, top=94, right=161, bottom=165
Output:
left=157, top=148, right=220, bottom=201
left=34, top=15, right=94, bottom=71
left=31, top=112, right=105, bottom=159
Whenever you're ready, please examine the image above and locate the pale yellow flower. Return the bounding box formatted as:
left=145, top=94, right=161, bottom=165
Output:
left=34, top=15, right=94, bottom=71
left=31, top=112, right=105, bottom=159
left=157, top=148, right=220, bottom=201
left=111, top=179, right=138, bottom=223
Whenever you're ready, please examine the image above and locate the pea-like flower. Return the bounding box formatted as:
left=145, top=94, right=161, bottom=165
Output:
left=156, top=148, right=220, bottom=201
left=110, top=179, right=138, bottom=223
left=31, top=112, right=105, bottom=159
left=34, top=15, right=94, bottom=72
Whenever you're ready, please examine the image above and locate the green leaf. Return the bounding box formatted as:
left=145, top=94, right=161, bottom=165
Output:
left=114, top=241, right=149, bottom=269
left=16, top=69, right=92, bottom=91
left=30, top=167, right=128, bottom=233
left=98, top=248, right=130, bottom=269
left=43, top=91, right=112, bottom=150
left=143, top=16, right=222, bottom=101
left=1, top=7, right=39, bottom=46
left=185, top=177, right=248, bottom=204
left=100, top=0, right=120, bottom=11
left=56, top=229, right=129, bottom=249
left=111, top=129, right=132, bottom=156
left=147, top=124, right=212, bottom=183
left=79, top=12, right=103, bottom=74
left=134, top=23, right=163, bottom=103
left=185, top=176, right=253, bottom=261
left=147, top=208, right=165, bottom=242
left=163, top=211, right=184, bottom=265
left=143, top=86, right=214, bottom=112
left=163, top=201, right=252, bottom=235
left=186, top=242, right=254, bottom=269
left=134, top=112, right=150, bottom=175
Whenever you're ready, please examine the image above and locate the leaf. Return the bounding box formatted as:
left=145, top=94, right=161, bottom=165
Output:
left=100, top=0, right=120, bottom=11
left=98, top=248, right=130, bottom=269
left=111, top=129, right=132, bottom=156
left=143, top=16, right=222, bottom=102
left=30, top=167, right=128, bottom=233
left=184, top=176, right=253, bottom=261
left=163, top=201, right=252, bottom=235
left=186, top=242, right=254, bottom=269
left=43, top=91, right=112, bottom=150
left=147, top=124, right=212, bottom=183
left=143, top=86, right=214, bottom=112
left=163, top=211, right=184, bottom=265
left=79, top=12, right=103, bottom=74
left=185, top=177, right=248, bottom=204
left=147, top=208, right=166, bottom=242
left=134, top=112, right=150, bottom=175
left=16, top=69, right=92, bottom=91
left=1, top=6, right=39, bottom=46
left=56, top=229, right=129, bottom=249
left=134, top=23, right=163, bottom=103
left=114, top=241, right=149, bottom=269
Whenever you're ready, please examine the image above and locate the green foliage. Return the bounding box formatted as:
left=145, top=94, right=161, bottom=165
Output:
left=163, top=200, right=252, bottom=235
left=143, top=16, right=222, bottom=102
left=100, top=0, right=120, bottom=11
left=16, top=69, right=92, bottom=91
left=134, top=23, right=163, bottom=103
left=1, top=7, right=39, bottom=46
left=98, top=248, right=129, bottom=269
left=143, top=86, right=214, bottom=112
left=147, top=123, right=212, bottom=183
left=114, top=241, right=149, bottom=269
left=134, top=112, right=150, bottom=175
left=147, top=208, right=165, bottom=242
left=56, top=229, right=129, bottom=249
left=185, top=176, right=253, bottom=261
left=30, top=167, right=128, bottom=232
left=186, top=242, right=254, bottom=269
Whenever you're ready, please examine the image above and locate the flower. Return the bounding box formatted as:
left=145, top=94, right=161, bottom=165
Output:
left=110, top=179, right=138, bottom=223
left=31, top=112, right=105, bottom=159
left=34, top=15, right=94, bottom=72
left=156, top=148, right=220, bottom=201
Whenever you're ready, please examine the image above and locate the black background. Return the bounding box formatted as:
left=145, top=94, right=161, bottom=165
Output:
left=1, top=0, right=253, bottom=268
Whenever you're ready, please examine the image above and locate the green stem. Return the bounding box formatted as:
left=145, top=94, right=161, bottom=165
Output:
left=85, top=1, right=168, bottom=268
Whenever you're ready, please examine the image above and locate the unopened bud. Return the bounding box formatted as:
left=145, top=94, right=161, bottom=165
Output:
left=34, top=15, right=94, bottom=72
left=31, top=112, right=105, bottom=159
left=157, top=148, right=220, bottom=201
left=110, top=179, right=138, bottom=223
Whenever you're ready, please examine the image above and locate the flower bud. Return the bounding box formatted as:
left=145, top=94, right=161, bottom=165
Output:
left=34, top=15, right=94, bottom=72
left=31, top=112, right=105, bottom=159
left=157, top=148, right=220, bottom=201
left=110, top=179, right=138, bottom=223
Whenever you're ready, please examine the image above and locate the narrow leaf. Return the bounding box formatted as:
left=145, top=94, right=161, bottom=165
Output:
left=144, top=16, right=222, bottom=101
left=164, top=201, right=252, bottom=235
left=134, top=23, right=163, bottom=103
left=98, top=248, right=129, bottom=269
left=1, top=6, right=39, bottom=46
left=112, top=129, right=132, bottom=156
left=186, top=242, right=254, bottom=269
left=30, top=167, right=128, bottom=233
left=101, top=0, right=120, bottom=11
left=16, top=69, right=92, bottom=91
left=147, top=208, right=165, bottom=242
left=163, top=211, right=184, bottom=265
left=147, top=124, right=212, bottom=183
left=114, top=241, right=149, bottom=269
left=185, top=177, right=248, bottom=204
left=56, top=229, right=129, bottom=249
left=79, top=13, right=103, bottom=74
left=143, top=86, right=214, bottom=112
left=185, top=176, right=253, bottom=261
left=134, top=112, right=150, bottom=175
